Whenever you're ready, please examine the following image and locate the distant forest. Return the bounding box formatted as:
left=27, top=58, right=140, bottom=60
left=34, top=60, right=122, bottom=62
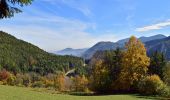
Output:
left=0, top=31, right=84, bottom=75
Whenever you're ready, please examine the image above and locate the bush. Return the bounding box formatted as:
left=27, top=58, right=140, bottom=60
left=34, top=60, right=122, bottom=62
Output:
left=44, top=79, right=54, bottom=88
left=22, top=74, right=31, bottom=87
left=31, top=81, right=44, bottom=88
left=54, top=73, right=65, bottom=91
left=164, top=62, right=170, bottom=86
left=15, top=74, right=24, bottom=86
left=29, top=72, right=42, bottom=83
left=0, top=81, right=3, bottom=85
left=73, top=75, right=89, bottom=92
left=138, top=75, right=169, bottom=96
left=6, top=73, right=16, bottom=86
left=0, top=70, right=10, bottom=81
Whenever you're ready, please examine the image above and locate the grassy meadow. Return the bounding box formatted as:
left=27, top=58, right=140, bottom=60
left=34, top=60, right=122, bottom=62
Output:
left=0, top=85, right=159, bottom=100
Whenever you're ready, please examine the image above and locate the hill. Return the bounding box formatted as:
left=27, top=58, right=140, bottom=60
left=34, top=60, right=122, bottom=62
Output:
left=82, top=35, right=167, bottom=59
left=0, top=31, right=83, bottom=75
left=145, top=36, right=170, bottom=60
left=117, top=34, right=166, bottom=46
left=82, top=41, right=119, bottom=59
left=55, top=48, right=88, bottom=57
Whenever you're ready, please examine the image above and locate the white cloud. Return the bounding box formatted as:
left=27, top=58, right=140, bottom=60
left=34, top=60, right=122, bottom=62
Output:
left=136, top=20, right=170, bottom=32
left=0, top=1, right=121, bottom=51
left=0, top=15, right=119, bottom=51
left=42, top=0, right=92, bottom=17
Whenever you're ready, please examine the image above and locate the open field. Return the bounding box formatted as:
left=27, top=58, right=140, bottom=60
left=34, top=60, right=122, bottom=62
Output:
left=0, top=85, right=159, bottom=100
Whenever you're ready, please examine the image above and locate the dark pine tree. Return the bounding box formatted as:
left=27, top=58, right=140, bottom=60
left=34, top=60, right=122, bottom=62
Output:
left=0, top=0, right=33, bottom=18
left=148, top=51, right=167, bottom=79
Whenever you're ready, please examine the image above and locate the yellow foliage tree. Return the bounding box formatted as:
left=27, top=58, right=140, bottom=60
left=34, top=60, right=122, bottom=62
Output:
left=138, top=75, right=169, bottom=95
left=90, top=60, right=110, bottom=92
left=54, top=73, right=65, bottom=91
left=74, top=75, right=88, bottom=92
left=118, top=36, right=150, bottom=91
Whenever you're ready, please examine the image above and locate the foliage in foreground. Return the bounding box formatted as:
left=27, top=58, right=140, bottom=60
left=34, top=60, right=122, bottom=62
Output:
left=0, top=0, right=33, bottom=18
left=138, top=75, right=169, bottom=96
left=0, top=70, right=89, bottom=93
left=89, top=36, right=170, bottom=97
left=0, top=85, right=154, bottom=100
left=0, top=35, right=170, bottom=98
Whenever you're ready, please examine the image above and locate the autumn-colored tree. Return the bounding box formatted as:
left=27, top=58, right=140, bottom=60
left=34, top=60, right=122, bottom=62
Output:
left=73, top=75, right=88, bottom=92
left=90, top=60, right=110, bottom=92
left=54, top=73, right=65, bottom=91
left=0, top=69, right=10, bottom=81
left=138, top=75, right=169, bottom=96
left=7, top=73, right=16, bottom=86
left=118, top=36, right=150, bottom=91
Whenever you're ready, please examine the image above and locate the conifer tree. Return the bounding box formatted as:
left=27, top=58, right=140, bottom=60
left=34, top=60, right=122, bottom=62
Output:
left=0, top=0, right=33, bottom=18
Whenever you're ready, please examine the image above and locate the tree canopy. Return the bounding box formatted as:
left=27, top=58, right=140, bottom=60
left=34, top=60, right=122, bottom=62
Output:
left=118, top=36, right=150, bottom=91
left=0, top=0, right=33, bottom=18
left=0, top=31, right=84, bottom=75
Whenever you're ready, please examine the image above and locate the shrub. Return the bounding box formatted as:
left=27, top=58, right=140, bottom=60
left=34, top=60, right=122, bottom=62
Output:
left=0, top=70, right=10, bottom=81
left=73, top=75, right=89, bottom=92
left=29, top=72, right=41, bottom=83
left=7, top=73, right=16, bottom=86
left=22, top=74, right=31, bottom=87
left=54, top=73, right=65, bottom=91
left=31, top=81, right=44, bottom=88
left=0, top=81, right=3, bottom=85
left=138, top=75, right=169, bottom=96
left=164, top=62, right=170, bottom=86
left=65, top=76, right=73, bottom=91
left=15, top=74, right=24, bottom=86
left=44, top=79, right=54, bottom=88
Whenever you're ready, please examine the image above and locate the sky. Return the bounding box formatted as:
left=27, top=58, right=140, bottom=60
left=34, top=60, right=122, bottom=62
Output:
left=1, top=0, right=170, bottom=51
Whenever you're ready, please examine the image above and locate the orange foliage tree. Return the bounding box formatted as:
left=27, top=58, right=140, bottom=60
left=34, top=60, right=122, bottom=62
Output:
left=118, top=36, right=150, bottom=91
left=54, top=73, right=65, bottom=91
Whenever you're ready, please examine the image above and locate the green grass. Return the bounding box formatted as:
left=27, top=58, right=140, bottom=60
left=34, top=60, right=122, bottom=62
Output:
left=0, top=85, right=158, bottom=100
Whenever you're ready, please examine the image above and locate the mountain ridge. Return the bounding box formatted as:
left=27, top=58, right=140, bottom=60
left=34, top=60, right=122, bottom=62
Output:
left=82, top=34, right=167, bottom=59
left=54, top=34, right=168, bottom=60
left=0, top=31, right=83, bottom=75
left=55, top=48, right=88, bottom=57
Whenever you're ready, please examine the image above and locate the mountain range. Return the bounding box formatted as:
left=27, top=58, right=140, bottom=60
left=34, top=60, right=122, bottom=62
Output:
left=56, top=34, right=170, bottom=60
left=145, top=36, right=170, bottom=60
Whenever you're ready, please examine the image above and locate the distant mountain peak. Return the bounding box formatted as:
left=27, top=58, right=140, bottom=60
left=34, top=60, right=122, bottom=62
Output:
left=63, top=48, right=73, bottom=51
left=82, top=34, right=167, bottom=59
left=117, top=34, right=167, bottom=45
left=54, top=48, right=88, bottom=57
left=145, top=36, right=170, bottom=60
left=54, top=34, right=168, bottom=60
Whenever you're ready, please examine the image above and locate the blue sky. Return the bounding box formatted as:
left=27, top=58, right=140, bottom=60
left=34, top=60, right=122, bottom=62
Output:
left=1, top=0, right=170, bottom=51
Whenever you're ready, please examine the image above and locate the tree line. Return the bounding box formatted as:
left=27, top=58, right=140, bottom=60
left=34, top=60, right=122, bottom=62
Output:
left=0, top=31, right=84, bottom=75
left=0, top=34, right=170, bottom=97
left=89, top=36, right=170, bottom=96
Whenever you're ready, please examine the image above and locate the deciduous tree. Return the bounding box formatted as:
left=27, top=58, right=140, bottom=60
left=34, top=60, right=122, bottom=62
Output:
left=118, top=36, right=150, bottom=91
left=90, top=60, right=110, bottom=92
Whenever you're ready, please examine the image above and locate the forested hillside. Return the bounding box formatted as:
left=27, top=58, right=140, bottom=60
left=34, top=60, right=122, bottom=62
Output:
left=145, top=36, right=170, bottom=60
left=81, top=35, right=167, bottom=59
left=0, top=31, right=83, bottom=75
